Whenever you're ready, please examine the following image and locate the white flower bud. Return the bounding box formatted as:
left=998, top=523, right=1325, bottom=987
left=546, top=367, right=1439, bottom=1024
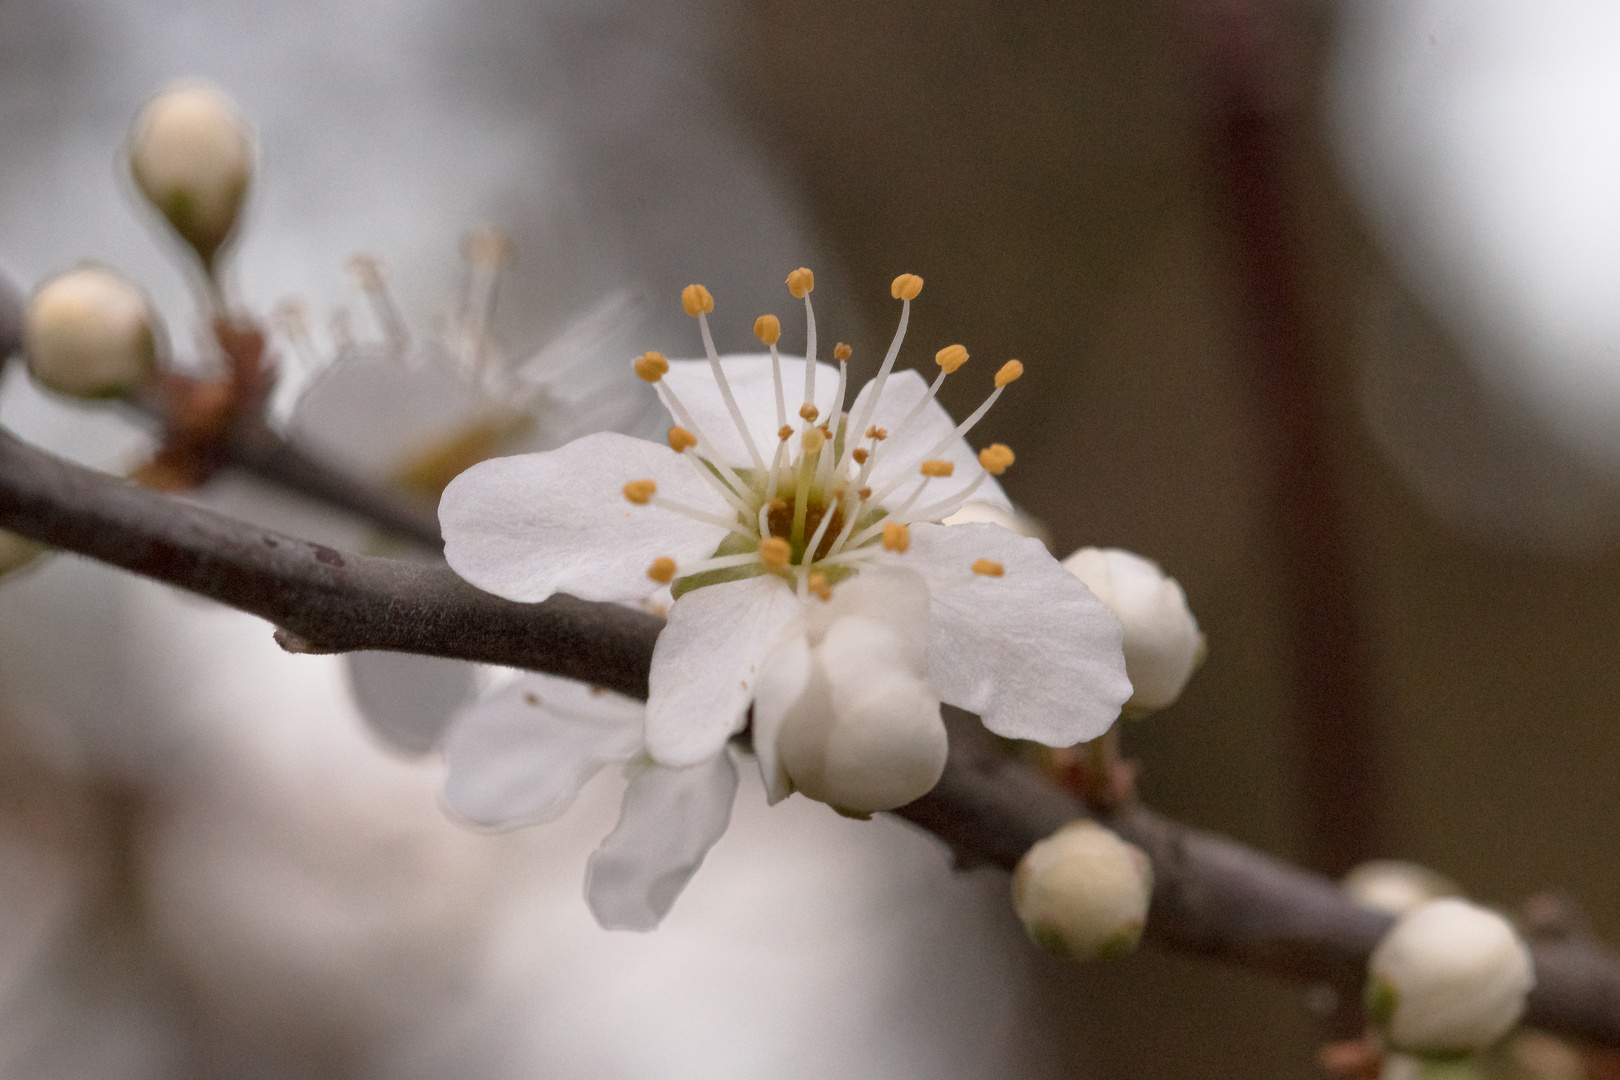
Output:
left=24, top=265, right=160, bottom=398
left=1344, top=860, right=1461, bottom=917
left=776, top=614, right=947, bottom=815
left=1012, top=820, right=1152, bottom=960
left=1367, top=898, right=1535, bottom=1055
left=128, top=81, right=254, bottom=266
left=1061, top=547, right=1202, bottom=712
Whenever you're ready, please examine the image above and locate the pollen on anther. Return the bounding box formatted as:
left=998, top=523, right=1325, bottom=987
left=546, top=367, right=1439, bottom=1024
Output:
left=754, top=314, right=781, bottom=345
left=787, top=268, right=815, bottom=298
left=634, top=351, right=669, bottom=382
left=935, top=344, right=969, bottom=373
left=463, top=229, right=514, bottom=269
left=972, top=559, right=1005, bottom=577
left=647, top=557, right=677, bottom=584
left=833, top=342, right=852, bottom=361
left=882, top=522, right=910, bottom=552
left=347, top=254, right=385, bottom=289
left=801, top=427, right=827, bottom=454
left=852, top=448, right=869, bottom=465
left=920, top=460, right=955, bottom=478
left=623, top=479, right=657, bottom=505
left=681, top=284, right=715, bottom=317
left=858, top=486, right=872, bottom=500
left=668, top=427, right=698, bottom=453
left=866, top=426, right=888, bottom=441
left=778, top=425, right=793, bottom=441
left=759, top=536, right=791, bottom=571
left=891, top=273, right=924, bottom=301
left=978, top=443, right=1015, bottom=475
left=808, top=573, right=832, bottom=601
left=995, top=359, right=1025, bottom=387
left=799, top=403, right=820, bottom=422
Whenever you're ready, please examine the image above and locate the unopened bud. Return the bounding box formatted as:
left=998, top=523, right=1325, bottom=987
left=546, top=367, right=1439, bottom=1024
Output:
left=128, top=82, right=254, bottom=267
left=1012, top=820, right=1152, bottom=960
left=1061, top=547, right=1202, bottom=713
left=1344, top=860, right=1461, bottom=918
left=24, top=265, right=160, bottom=398
left=1366, top=898, right=1534, bottom=1055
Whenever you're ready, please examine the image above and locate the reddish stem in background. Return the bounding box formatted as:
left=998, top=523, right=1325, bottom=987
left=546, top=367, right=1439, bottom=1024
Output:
left=1187, top=0, right=1379, bottom=875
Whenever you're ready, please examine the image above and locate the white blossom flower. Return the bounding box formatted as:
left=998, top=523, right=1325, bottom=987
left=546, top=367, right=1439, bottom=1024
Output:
left=1061, top=546, right=1202, bottom=713
left=436, top=270, right=1131, bottom=925
left=443, top=270, right=1129, bottom=763
left=1367, top=897, right=1536, bottom=1055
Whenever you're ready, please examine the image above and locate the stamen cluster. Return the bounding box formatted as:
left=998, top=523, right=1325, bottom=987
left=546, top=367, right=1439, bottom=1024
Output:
left=628, top=269, right=1021, bottom=601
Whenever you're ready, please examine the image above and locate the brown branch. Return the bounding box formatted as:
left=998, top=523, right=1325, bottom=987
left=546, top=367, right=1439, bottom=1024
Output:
left=2, top=425, right=1619, bottom=1049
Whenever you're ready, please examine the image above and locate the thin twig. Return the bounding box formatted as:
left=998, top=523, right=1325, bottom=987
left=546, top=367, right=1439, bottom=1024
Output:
left=2, top=426, right=1619, bottom=1047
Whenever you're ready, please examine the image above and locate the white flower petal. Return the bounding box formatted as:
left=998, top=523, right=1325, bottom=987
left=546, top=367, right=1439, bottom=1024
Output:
left=644, top=574, right=803, bottom=766
left=849, top=369, right=1012, bottom=512
left=440, top=431, right=731, bottom=603
left=344, top=651, right=479, bottom=755
left=660, top=354, right=843, bottom=469
left=442, top=673, right=644, bottom=829
left=751, top=629, right=812, bottom=804
left=584, top=751, right=739, bottom=931
left=881, top=523, right=1130, bottom=745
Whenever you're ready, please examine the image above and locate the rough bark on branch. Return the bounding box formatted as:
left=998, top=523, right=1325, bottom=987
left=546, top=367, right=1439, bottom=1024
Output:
left=2, top=425, right=1619, bottom=1048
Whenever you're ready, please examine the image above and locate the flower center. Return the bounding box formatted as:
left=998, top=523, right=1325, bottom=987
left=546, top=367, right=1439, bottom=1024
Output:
left=627, top=269, right=1023, bottom=602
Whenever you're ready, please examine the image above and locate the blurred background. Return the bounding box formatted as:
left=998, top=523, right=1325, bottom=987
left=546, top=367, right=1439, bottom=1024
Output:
left=3, top=0, right=1620, bottom=1076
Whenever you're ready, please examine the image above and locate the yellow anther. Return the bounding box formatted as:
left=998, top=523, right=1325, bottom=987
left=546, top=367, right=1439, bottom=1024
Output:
left=668, top=426, right=698, bottom=453
left=978, top=443, right=1015, bottom=475
left=799, top=402, right=820, bottom=423
left=759, top=536, right=792, bottom=571
left=786, top=267, right=815, bottom=298
left=778, top=424, right=794, bottom=441
left=972, top=559, right=1005, bottom=577
left=807, top=572, right=832, bottom=601
left=801, top=426, right=827, bottom=454
left=882, top=522, right=910, bottom=552
left=647, top=557, right=677, bottom=584
left=920, top=460, right=955, bottom=478
left=833, top=342, right=852, bottom=361
left=681, top=283, right=715, bottom=316
left=995, top=359, right=1025, bottom=387
left=858, top=486, right=872, bottom=501
left=623, top=479, right=657, bottom=505
left=935, top=344, right=969, bottom=373
left=866, top=425, right=888, bottom=441
left=891, top=273, right=924, bottom=301
left=347, top=254, right=385, bottom=288
left=634, top=351, right=669, bottom=382
left=852, top=448, right=869, bottom=465
left=754, top=314, right=781, bottom=345
left=462, top=229, right=514, bottom=268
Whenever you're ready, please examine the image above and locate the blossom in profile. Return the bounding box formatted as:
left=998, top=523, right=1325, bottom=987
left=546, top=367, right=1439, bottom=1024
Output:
left=438, top=268, right=1131, bottom=927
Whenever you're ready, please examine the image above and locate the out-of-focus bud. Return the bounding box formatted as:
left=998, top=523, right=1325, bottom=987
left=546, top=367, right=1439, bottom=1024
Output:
left=942, top=500, right=1052, bottom=549
left=1344, top=860, right=1462, bottom=918
left=1012, top=820, right=1152, bottom=960
left=776, top=614, right=946, bottom=815
left=1060, top=547, right=1202, bottom=713
left=24, top=265, right=160, bottom=398
left=1380, top=1053, right=1487, bottom=1080
left=1366, top=898, right=1535, bottom=1055
left=128, top=81, right=254, bottom=267
left=0, top=530, right=42, bottom=577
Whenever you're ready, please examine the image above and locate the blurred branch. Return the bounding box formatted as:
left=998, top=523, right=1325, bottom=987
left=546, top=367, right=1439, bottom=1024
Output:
left=3, top=426, right=1620, bottom=1048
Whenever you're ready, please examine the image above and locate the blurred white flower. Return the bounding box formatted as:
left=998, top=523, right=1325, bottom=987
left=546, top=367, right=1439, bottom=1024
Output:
left=441, top=273, right=1130, bottom=781
left=23, top=264, right=160, bottom=399
left=1060, top=547, right=1201, bottom=713
left=1011, top=820, right=1152, bottom=960
left=1367, top=897, right=1535, bottom=1055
